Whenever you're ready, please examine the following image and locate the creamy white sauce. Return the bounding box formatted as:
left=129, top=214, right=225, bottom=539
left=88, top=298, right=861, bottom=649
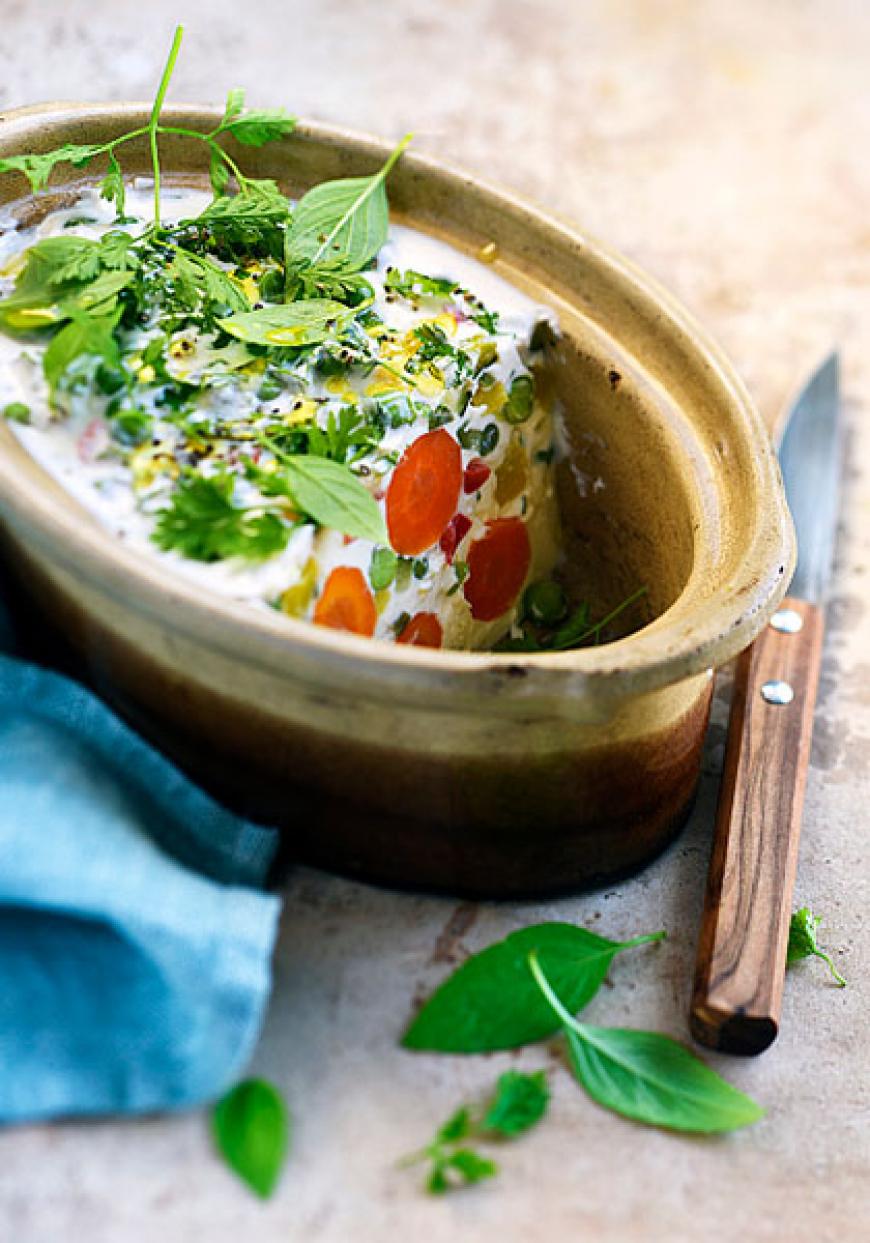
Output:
left=0, top=183, right=560, bottom=648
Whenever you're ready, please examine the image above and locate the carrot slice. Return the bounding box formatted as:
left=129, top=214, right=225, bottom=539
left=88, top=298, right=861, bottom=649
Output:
left=313, top=566, right=377, bottom=636
left=386, top=429, right=462, bottom=555
left=396, top=612, right=443, bottom=648
left=463, top=518, right=531, bottom=622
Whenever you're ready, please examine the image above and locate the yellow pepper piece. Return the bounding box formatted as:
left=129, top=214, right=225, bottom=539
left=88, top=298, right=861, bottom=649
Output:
left=280, top=558, right=318, bottom=618
left=413, top=368, right=444, bottom=399
left=495, top=437, right=528, bottom=505
left=374, top=588, right=391, bottom=616
left=130, top=447, right=179, bottom=492
left=283, top=398, right=319, bottom=426
left=471, top=376, right=507, bottom=415
left=324, top=377, right=359, bottom=404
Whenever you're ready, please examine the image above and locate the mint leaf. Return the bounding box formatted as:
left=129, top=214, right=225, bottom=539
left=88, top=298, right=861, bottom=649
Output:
left=218, top=299, right=357, bottom=348
left=528, top=953, right=763, bottom=1135
left=285, top=134, right=411, bottom=272
left=787, top=907, right=846, bottom=987
left=482, top=1071, right=549, bottom=1138
left=153, top=473, right=291, bottom=562
left=212, top=1078, right=290, bottom=1200
left=402, top=922, right=665, bottom=1053
left=170, top=249, right=249, bottom=315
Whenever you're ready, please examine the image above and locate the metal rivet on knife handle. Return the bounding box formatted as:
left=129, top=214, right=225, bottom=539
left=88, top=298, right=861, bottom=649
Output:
left=771, top=608, right=804, bottom=634
left=761, top=680, right=795, bottom=705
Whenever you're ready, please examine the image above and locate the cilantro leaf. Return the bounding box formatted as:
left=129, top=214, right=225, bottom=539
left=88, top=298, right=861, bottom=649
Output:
left=402, top=922, right=665, bottom=1053
left=787, top=907, right=847, bottom=987
left=0, top=141, right=105, bottom=192
left=212, top=1078, right=290, bottom=1200
left=221, top=87, right=246, bottom=127
left=99, top=150, right=126, bottom=219
left=152, top=472, right=291, bottom=562
left=219, top=108, right=296, bottom=148
left=169, top=248, right=249, bottom=315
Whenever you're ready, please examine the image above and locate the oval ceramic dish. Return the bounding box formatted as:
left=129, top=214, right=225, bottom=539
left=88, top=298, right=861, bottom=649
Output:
left=0, top=105, right=795, bottom=896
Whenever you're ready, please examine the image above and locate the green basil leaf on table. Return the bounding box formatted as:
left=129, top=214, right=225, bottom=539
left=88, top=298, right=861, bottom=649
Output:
left=403, top=922, right=665, bottom=1053
left=212, top=1078, right=290, bottom=1199
left=528, top=952, right=764, bottom=1135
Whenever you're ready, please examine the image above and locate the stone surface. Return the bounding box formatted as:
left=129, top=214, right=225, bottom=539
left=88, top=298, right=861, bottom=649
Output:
left=0, top=1, right=868, bottom=1239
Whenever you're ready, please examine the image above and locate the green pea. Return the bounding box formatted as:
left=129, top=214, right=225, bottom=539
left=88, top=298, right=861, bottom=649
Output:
left=457, top=423, right=483, bottom=451
left=2, top=401, right=30, bottom=424
left=412, top=557, right=429, bottom=580
left=523, top=580, right=569, bottom=625
left=503, top=374, right=535, bottom=424
left=479, top=422, right=500, bottom=456
left=369, top=546, right=398, bottom=591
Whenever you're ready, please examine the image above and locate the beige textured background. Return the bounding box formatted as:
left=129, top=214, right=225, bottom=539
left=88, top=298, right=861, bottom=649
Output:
left=0, top=1, right=868, bottom=1240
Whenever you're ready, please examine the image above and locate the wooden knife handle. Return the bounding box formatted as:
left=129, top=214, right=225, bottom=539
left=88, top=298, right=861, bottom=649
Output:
left=690, top=596, right=825, bottom=1055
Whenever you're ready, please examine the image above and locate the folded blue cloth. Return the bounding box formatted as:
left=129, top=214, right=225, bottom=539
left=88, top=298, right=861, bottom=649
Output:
left=0, top=620, right=281, bottom=1122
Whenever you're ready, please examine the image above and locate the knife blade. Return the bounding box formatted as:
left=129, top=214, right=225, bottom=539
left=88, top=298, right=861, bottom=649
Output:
left=690, top=352, right=841, bottom=1055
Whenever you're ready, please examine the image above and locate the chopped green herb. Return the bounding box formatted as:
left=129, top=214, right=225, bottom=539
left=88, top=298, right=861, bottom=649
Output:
left=153, top=471, right=292, bottom=562
left=2, top=401, right=31, bottom=423
left=787, top=907, right=846, bottom=987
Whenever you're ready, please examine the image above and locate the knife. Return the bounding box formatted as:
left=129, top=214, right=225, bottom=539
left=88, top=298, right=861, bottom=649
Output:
left=690, top=351, right=841, bottom=1055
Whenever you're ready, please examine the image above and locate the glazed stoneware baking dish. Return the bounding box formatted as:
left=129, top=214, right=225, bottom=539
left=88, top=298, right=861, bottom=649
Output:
left=0, top=105, right=795, bottom=896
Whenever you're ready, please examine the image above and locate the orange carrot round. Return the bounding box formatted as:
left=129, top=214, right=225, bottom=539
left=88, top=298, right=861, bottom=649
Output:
left=313, top=566, right=377, bottom=637
left=463, top=518, right=531, bottom=622
left=386, top=429, right=462, bottom=555
left=396, top=612, right=443, bottom=648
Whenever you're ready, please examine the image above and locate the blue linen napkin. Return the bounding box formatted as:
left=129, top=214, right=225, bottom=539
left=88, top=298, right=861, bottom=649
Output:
left=0, top=602, right=281, bottom=1122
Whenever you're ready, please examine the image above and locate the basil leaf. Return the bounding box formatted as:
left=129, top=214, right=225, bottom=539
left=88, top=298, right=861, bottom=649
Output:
left=285, top=134, right=411, bottom=271
left=212, top=1078, right=290, bottom=1199
left=787, top=907, right=847, bottom=987
left=281, top=455, right=387, bottom=543
left=565, top=1026, right=764, bottom=1134
left=217, top=299, right=356, bottom=348
left=481, top=1071, right=549, bottom=1138
left=402, top=923, right=664, bottom=1053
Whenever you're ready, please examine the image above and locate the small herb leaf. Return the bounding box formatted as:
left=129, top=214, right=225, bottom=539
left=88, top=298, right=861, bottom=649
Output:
left=787, top=907, right=846, bottom=987
left=280, top=454, right=387, bottom=544
left=481, top=1070, right=550, bottom=1138
left=402, top=922, right=665, bottom=1054
left=212, top=1078, right=290, bottom=1199
left=217, top=299, right=357, bottom=348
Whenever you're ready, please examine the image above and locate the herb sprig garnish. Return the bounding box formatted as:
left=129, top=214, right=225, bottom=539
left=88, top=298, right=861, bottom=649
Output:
left=212, top=1078, right=290, bottom=1200
left=401, top=1071, right=549, bottom=1194
left=787, top=907, right=847, bottom=987
left=0, top=27, right=296, bottom=222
